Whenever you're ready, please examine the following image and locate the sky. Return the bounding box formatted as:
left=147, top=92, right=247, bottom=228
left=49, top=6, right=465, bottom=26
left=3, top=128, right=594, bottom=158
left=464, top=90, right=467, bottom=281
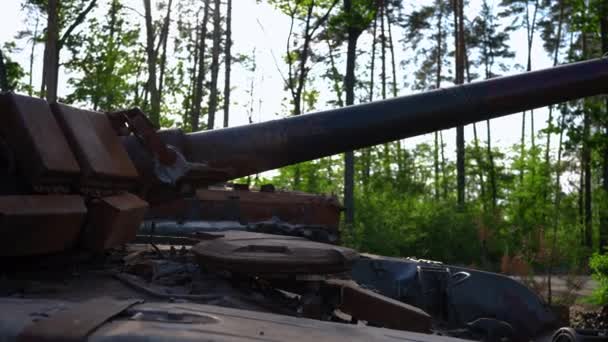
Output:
left=0, top=0, right=562, bottom=168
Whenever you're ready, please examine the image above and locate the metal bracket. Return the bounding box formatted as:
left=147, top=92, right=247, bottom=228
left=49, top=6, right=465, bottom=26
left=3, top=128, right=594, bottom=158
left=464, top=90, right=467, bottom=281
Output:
left=107, top=108, right=191, bottom=184
left=107, top=108, right=176, bottom=166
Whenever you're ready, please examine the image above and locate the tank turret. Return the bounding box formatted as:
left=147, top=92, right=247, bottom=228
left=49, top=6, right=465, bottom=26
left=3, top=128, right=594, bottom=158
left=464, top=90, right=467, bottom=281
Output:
left=0, top=58, right=606, bottom=256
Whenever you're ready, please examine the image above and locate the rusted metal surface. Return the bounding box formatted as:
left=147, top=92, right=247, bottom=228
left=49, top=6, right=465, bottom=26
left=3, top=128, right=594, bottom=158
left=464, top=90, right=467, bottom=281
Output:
left=51, top=103, right=139, bottom=191
left=145, top=187, right=341, bottom=242
left=195, top=187, right=342, bottom=226
left=0, top=195, right=86, bottom=256
left=108, top=108, right=177, bottom=166
left=324, top=278, right=432, bottom=334
left=192, top=231, right=358, bottom=274
left=124, top=58, right=607, bottom=184
left=17, top=297, right=142, bottom=342
left=0, top=298, right=467, bottom=342
left=0, top=94, right=80, bottom=189
left=83, top=193, right=148, bottom=251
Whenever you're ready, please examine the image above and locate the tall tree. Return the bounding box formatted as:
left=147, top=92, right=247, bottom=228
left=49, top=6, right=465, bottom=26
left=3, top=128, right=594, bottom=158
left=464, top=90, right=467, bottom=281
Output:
left=38, top=0, right=97, bottom=102
left=330, top=0, right=376, bottom=227
left=454, top=0, right=466, bottom=208
left=191, top=0, right=211, bottom=131
left=405, top=0, right=451, bottom=199
left=41, top=0, right=59, bottom=102
left=207, top=0, right=222, bottom=130
left=379, top=1, right=391, bottom=178
left=223, top=0, right=233, bottom=128
left=157, top=0, right=174, bottom=111
left=500, top=0, right=541, bottom=182
left=470, top=0, right=514, bottom=209
left=362, top=9, right=378, bottom=188
left=600, top=0, right=608, bottom=251
left=143, top=0, right=161, bottom=125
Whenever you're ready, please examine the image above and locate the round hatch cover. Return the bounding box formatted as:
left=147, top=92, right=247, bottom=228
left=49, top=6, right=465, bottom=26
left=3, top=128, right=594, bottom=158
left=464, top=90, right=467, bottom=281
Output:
left=192, top=231, right=359, bottom=275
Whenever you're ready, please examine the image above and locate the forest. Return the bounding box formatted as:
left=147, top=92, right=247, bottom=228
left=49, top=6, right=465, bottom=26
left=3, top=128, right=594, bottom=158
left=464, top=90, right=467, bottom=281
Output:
left=1, top=0, right=608, bottom=302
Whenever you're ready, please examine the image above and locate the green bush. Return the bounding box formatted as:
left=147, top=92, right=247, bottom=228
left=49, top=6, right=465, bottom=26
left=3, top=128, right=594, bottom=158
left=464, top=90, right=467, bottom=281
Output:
left=588, top=253, right=608, bottom=305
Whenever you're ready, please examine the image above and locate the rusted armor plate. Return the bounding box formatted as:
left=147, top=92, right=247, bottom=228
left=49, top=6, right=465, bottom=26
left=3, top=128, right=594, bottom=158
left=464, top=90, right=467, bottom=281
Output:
left=18, top=297, right=142, bottom=342
left=0, top=94, right=80, bottom=188
left=51, top=103, right=138, bottom=190
left=194, top=188, right=342, bottom=226
left=193, top=231, right=358, bottom=274
left=0, top=195, right=86, bottom=256
left=83, top=193, right=148, bottom=251
left=324, top=279, right=432, bottom=334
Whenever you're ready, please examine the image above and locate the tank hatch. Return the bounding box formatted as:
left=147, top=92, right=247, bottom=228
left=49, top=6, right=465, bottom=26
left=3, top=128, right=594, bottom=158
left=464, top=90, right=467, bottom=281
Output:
left=192, top=231, right=358, bottom=275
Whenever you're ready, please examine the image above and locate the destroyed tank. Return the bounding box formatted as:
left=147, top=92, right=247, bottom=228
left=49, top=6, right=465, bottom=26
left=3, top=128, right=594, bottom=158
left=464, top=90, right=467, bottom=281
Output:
left=0, top=58, right=606, bottom=342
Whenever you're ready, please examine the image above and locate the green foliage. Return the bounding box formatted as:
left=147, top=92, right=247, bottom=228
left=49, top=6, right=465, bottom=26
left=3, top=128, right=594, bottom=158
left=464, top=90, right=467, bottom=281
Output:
left=65, top=0, right=142, bottom=110
left=588, top=253, right=608, bottom=305
left=0, top=42, right=26, bottom=92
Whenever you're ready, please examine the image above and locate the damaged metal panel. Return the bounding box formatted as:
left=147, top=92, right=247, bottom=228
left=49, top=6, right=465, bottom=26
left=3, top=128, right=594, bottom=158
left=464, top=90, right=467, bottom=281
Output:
left=324, top=278, right=432, bottom=334
left=0, top=94, right=80, bottom=189
left=0, top=195, right=86, bottom=256
left=83, top=193, right=148, bottom=251
left=51, top=103, right=139, bottom=191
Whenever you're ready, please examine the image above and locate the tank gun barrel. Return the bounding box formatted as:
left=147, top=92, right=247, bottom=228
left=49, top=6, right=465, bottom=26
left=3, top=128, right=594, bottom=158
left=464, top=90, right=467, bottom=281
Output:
left=179, top=58, right=607, bottom=181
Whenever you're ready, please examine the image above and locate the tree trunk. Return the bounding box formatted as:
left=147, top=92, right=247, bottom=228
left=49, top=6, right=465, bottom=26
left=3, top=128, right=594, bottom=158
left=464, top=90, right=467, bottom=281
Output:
left=293, top=3, right=314, bottom=116
left=434, top=5, right=444, bottom=200
left=191, top=0, right=210, bottom=131
left=379, top=2, right=391, bottom=178
left=223, top=0, right=232, bottom=128
left=184, top=13, right=200, bottom=130
left=547, top=0, right=565, bottom=143
left=292, top=2, right=320, bottom=189
left=454, top=0, right=466, bottom=208
left=42, top=0, right=59, bottom=103
left=547, top=113, right=565, bottom=305
left=581, top=29, right=592, bottom=249
left=527, top=0, right=538, bottom=152
left=143, top=0, right=161, bottom=125
left=326, top=40, right=344, bottom=107
left=28, top=17, right=40, bottom=96
left=434, top=132, right=440, bottom=199
left=599, top=0, right=608, bottom=251
left=363, top=12, right=378, bottom=188
left=157, top=0, right=173, bottom=108
left=583, top=106, right=592, bottom=248
left=441, top=131, right=448, bottom=198
left=473, top=123, right=486, bottom=203
left=386, top=5, right=401, bottom=175
left=207, top=0, right=222, bottom=130
left=465, top=50, right=485, bottom=204
left=343, top=0, right=361, bottom=229
left=487, top=120, right=497, bottom=210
